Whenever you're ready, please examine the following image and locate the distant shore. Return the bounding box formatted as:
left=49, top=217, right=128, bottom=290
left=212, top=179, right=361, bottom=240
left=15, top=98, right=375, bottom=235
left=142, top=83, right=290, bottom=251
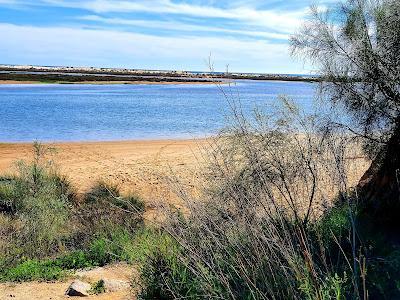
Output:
left=0, top=64, right=320, bottom=83
left=0, top=72, right=222, bottom=85
left=0, top=80, right=220, bottom=85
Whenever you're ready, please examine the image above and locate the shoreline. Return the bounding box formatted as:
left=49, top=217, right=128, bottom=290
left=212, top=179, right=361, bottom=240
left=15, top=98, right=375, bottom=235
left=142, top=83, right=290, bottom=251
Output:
left=0, top=137, right=207, bottom=145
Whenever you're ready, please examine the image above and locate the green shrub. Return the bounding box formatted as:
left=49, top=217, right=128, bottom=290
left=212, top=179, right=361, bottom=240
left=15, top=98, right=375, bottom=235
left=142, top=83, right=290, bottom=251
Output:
left=0, top=143, right=148, bottom=284
left=0, top=143, right=78, bottom=259
left=0, top=259, right=67, bottom=282
left=318, top=203, right=352, bottom=241
left=90, top=279, right=106, bottom=295
left=87, top=238, right=113, bottom=266
left=299, top=272, right=348, bottom=300
left=84, top=180, right=144, bottom=213
left=84, top=181, right=120, bottom=204
left=54, top=250, right=93, bottom=270
left=0, top=177, right=18, bottom=214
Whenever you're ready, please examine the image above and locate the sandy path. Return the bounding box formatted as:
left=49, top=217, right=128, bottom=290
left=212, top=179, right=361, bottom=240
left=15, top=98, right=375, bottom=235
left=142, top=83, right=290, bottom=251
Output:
left=0, top=139, right=207, bottom=205
left=0, top=263, right=134, bottom=300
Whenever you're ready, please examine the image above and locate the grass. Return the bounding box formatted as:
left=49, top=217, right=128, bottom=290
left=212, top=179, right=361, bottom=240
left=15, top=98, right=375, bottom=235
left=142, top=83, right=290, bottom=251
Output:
left=0, top=228, right=169, bottom=283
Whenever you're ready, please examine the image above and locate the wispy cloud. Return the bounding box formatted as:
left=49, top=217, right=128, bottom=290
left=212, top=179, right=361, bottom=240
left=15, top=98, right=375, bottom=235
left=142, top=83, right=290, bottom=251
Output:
left=9, top=0, right=307, bottom=33
left=79, top=15, right=289, bottom=40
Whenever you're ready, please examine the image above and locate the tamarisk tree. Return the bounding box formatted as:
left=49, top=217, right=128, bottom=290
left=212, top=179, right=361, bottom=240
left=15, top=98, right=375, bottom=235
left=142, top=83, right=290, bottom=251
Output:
left=291, top=0, right=400, bottom=225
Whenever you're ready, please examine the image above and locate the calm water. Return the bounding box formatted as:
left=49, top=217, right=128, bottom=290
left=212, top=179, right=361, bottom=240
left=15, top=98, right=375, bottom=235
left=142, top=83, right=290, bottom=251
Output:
left=0, top=80, right=316, bottom=142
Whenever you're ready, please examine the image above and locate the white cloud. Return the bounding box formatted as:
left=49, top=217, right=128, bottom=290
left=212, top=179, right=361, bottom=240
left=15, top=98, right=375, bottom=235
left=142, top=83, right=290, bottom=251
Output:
left=79, top=15, right=289, bottom=40
left=0, top=22, right=307, bottom=73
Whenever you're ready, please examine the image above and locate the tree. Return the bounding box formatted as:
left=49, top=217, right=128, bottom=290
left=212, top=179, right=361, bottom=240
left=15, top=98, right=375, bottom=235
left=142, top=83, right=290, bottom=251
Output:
left=290, top=0, right=400, bottom=226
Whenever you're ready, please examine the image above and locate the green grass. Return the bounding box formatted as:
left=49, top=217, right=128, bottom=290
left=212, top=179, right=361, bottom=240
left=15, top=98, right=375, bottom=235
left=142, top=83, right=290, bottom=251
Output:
left=0, top=227, right=165, bottom=283
left=0, top=259, right=68, bottom=282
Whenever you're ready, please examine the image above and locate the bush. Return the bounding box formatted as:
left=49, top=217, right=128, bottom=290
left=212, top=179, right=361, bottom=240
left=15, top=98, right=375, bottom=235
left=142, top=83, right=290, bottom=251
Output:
left=135, top=230, right=203, bottom=300
left=0, top=143, right=74, bottom=259
left=0, top=143, right=146, bottom=283
left=90, top=280, right=106, bottom=295
left=0, top=259, right=67, bottom=282
left=77, top=181, right=145, bottom=242
left=137, top=98, right=367, bottom=299
left=0, top=233, right=135, bottom=283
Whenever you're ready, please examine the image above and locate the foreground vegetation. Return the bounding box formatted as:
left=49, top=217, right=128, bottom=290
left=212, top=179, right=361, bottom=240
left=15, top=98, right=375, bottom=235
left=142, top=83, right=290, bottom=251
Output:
left=0, top=142, right=147, bottom=282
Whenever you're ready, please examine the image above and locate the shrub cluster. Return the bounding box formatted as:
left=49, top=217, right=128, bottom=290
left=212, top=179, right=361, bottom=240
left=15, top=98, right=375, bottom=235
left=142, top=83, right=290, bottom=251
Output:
left=0, top=143, right=145, bottom=282
left=135, top=99, right=400, bottom=299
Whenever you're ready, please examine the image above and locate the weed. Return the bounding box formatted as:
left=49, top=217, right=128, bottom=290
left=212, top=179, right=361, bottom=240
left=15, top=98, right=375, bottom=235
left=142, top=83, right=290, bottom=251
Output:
left=90, top=280, right=106, bottom=294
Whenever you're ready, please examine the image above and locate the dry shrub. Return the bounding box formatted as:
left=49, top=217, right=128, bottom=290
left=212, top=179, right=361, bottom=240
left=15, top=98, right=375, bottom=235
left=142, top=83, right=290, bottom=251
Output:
left=138, top=97, right=367, bottom=299
left=73, top=180, right=145, bottom=244
left=0, top=143, right=74, bottom=260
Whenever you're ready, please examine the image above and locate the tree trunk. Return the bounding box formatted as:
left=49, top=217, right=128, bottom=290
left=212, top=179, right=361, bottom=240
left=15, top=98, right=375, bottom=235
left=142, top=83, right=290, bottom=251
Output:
left=357, top=119, right=400, bottom=227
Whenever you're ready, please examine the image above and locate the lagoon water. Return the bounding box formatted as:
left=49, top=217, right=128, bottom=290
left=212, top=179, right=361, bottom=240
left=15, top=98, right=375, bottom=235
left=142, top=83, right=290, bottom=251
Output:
left=0, top=80, right=316, bottom=142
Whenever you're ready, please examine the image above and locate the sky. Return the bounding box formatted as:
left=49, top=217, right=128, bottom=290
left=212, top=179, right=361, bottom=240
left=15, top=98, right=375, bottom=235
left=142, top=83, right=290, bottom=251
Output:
left=0, top=0, right=333, bottom=74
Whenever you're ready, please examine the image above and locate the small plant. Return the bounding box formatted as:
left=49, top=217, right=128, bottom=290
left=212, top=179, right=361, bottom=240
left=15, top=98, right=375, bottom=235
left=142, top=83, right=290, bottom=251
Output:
left=90, top=279, right=106, bottom=295
left=299, top=273, right=348, bottom=300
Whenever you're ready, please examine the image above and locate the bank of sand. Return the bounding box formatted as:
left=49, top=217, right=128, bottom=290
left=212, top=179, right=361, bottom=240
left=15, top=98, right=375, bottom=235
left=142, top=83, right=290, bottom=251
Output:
left=0, top=139, right=208, bottom=209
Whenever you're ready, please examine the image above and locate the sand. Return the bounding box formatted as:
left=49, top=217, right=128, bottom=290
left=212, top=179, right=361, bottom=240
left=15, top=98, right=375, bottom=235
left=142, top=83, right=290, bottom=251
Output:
left=0, top=263, right=134, bottom=300
left=0, top=139, right=206, bottom=204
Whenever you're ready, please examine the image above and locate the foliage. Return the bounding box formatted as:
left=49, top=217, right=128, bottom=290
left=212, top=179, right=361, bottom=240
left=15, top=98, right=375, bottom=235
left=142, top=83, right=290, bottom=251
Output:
left=299, top=273, right=348, bottom=300
left=77, top=181, right=145, bottom=243
left=90, top=280, right=106, bottom=295
left=137, top=232, right=203, bottom=300
left=0, top=259, right=67, bottom=282
left=0, top=143, right=73, bottom=259
left=291, top=0, right=400, bottom=153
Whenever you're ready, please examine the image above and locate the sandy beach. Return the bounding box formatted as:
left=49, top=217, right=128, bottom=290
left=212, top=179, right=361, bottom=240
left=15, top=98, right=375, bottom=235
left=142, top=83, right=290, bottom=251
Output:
left=0, top=139, right=207, bottom=205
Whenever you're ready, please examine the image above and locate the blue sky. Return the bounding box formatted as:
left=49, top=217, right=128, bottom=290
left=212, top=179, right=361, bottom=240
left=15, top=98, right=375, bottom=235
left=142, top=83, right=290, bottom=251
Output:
left=0, top=0, right=332, bottom=73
